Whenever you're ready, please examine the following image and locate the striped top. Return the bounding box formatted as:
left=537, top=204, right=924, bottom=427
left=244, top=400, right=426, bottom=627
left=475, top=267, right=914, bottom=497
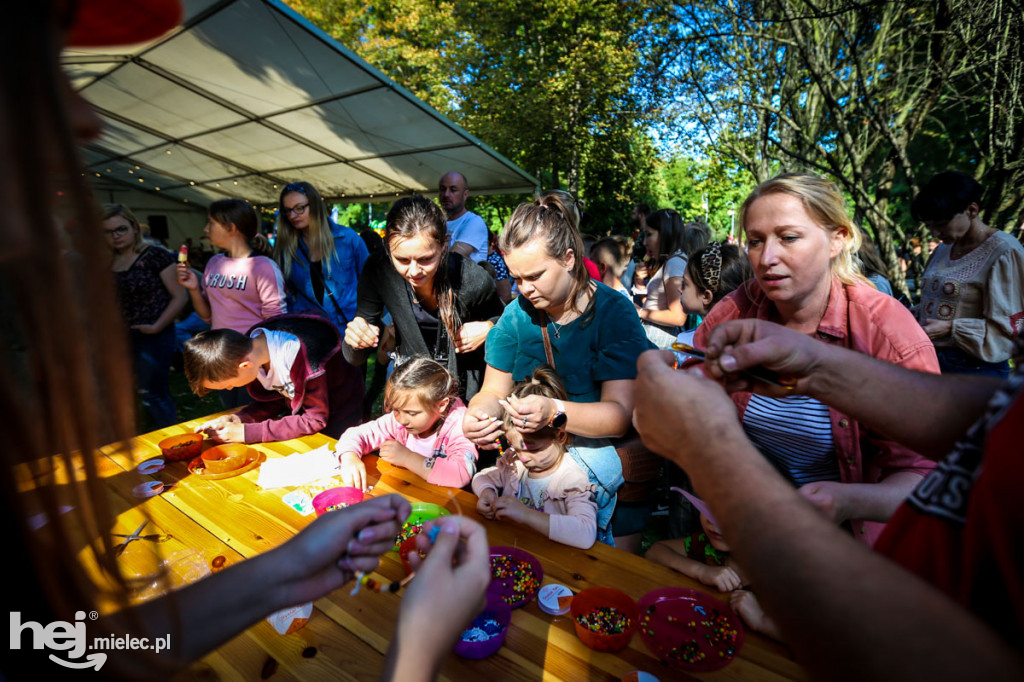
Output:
left=742, top=394, right=840, bottom=486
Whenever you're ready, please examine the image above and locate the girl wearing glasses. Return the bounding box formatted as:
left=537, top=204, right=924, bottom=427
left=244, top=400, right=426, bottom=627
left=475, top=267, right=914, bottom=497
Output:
left=103, top=203, right=187, bottom=428
left=274, top=181, right=369, bottom=331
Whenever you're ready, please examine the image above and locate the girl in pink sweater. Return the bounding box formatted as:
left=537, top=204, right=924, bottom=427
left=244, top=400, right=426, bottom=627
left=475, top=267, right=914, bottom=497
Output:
left=335, top=358, right=477, bottom=489
left=472, top=367, right=598, bottom=549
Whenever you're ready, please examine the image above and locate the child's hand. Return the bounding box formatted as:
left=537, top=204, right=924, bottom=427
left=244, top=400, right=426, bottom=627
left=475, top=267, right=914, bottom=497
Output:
left=702, top=564, right=742, bottom=592
left=344, top=317, right=380, bottom=350
left=476, top=489, right=498, bottom=519
left=494, top=494, right=528, bottom=523
left=338, top=451, right=366, bottom=490
left=196, top=415, right=244, bottom=442
left=378, top=440, right=413, bottom=468
left=177, top=263, right=199, bottom=290
left=730, top=590, right=784, bottom=641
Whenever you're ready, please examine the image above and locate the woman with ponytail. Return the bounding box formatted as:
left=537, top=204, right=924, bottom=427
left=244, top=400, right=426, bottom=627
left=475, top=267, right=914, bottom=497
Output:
left=177, top=198, right=288, bottom=407
left=177, top=198, right=287, bottom=334
left=464, top=191, right=651, bottom=545
left=344, top=195, right=503, bottom=401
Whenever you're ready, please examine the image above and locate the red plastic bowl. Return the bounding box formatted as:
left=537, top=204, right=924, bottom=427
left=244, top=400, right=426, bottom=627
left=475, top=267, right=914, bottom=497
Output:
left=570, top=586, right=638, bottom=652
left=488, top=546, right=543, bottom=609
left=636, top=586, right=744, bottom=671
left=158, top=433, right=203, bottom=462
left=312, top=487, right=364, bottom=516
left=398, top=534, right=428, bottom=574
left=453, top=591, right=511, bottom=659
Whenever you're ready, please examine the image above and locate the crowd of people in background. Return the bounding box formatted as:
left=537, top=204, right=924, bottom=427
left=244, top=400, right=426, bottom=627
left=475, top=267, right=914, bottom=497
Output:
left=8, top=1, right=1023, bottom=679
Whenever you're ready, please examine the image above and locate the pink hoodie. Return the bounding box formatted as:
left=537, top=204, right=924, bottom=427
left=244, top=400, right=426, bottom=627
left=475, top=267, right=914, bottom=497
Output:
left=335, top=399, right=477, bottom=488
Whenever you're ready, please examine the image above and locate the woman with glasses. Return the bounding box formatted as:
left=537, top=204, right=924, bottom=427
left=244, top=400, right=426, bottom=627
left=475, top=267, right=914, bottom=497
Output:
left=911, top=170, right=1024, bottom=377
left=103, top=203, right=187, bottom=428
left=274, top=182, right=369, bottom=332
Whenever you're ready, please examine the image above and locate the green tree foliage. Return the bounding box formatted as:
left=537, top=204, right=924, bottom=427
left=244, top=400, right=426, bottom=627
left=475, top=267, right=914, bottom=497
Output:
left=659, top=155, right=756, bottom=240
left=289, top=0, right=671, bottom=234
left=663, top=0, right=1024, bottom=295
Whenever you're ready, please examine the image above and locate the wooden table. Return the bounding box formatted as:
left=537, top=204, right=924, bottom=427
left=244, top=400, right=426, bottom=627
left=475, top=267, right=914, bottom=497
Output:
left=90, top=418, right=806, bottom=682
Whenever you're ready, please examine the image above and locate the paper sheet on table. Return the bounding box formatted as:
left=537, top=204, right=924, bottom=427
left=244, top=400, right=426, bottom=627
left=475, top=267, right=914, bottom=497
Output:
left=257, top=445, right=340, bottom=489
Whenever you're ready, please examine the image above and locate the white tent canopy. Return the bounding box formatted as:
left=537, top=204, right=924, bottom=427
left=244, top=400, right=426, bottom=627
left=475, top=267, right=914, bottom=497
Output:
left=64, top=0, right=537, bottom=208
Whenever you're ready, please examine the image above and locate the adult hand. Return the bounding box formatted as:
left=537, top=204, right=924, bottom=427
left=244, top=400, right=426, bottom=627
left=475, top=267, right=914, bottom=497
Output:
left=177, top=263, right=199, bottom=290
left=476, top=489, right=498, bottom=519
left=337, top=451, right=367, bottom=490
left=463, top=407, right=503, bottom=449
left=454, top=321, right=493, bottom=354
left=130, top=323, right=160, bottom=334
left=494, top=494, right=528, bottom=523
left=344, top=317, right=380, bottom=350
left=702, top=319, right=825, bottom=395
left=272, top=494, right=409, bottom=607
left=797, top=481, right=850, bottom=525
left=498, top=394, right=554, bottom=433
left=921, top=318, right=952, bottom=340
left=389, top=517, right=490, bottom=679
left=633, top=350, right=745, bottom=466
left=378, top=440, right=414, bottom=469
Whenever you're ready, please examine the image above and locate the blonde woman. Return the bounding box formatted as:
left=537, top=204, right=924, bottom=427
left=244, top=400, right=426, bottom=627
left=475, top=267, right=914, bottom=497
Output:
left=693, top=173, right=940, bottom=546
left=274, top=181, right=368, bottom=330
left=104, top=203, right=187, bottom=427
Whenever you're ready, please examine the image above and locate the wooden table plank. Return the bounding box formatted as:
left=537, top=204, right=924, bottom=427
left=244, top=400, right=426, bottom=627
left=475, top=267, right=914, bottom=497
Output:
left=105, top=419, right=805, bottom=681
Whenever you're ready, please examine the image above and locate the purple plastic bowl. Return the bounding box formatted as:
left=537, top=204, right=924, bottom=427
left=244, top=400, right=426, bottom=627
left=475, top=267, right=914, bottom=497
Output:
left=453, top=591, right=511, bottom=659
left=312, top=487, right=364, bottom=516
left=488, top=545, right=544, bottom=609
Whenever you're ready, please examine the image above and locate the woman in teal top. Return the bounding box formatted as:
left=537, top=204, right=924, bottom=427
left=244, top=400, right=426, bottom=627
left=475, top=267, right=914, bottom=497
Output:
left=465, top=192, right=651, bottom=544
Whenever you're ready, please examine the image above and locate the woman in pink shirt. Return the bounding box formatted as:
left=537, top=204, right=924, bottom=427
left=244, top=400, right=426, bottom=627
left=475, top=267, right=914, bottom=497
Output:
left=693, top=173, right=939, bottom=546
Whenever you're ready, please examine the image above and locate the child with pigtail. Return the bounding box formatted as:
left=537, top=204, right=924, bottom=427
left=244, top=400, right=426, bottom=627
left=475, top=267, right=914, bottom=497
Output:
left=335, top=358, right=478, bottom=490
left=472, top=366, right=599, bottom=550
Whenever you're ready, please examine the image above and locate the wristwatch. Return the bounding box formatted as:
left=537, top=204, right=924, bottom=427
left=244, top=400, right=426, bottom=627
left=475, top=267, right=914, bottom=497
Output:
left=548, top=399, right=567, bottom=428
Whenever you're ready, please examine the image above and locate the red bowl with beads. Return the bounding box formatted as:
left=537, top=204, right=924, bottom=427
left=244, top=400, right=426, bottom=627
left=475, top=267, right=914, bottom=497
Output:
left=158, top=433, right=204, bottom=462
left=570, top=586, right=638, bottom=652
left=487, top=546, right=543, bottom=609
left=636, top=586, right=744, bottom=671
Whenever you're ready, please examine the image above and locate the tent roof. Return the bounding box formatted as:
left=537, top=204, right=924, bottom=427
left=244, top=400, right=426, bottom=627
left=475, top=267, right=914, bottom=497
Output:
left=64, top=0, right=537, bottom=207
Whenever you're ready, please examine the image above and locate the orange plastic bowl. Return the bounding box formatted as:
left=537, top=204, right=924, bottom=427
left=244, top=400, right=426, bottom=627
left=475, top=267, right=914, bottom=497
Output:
left=159, top=433, right=204, bottom=462
left=201, top=443, right=253, bottom=474
left=570, top=587, right=638, bottom=652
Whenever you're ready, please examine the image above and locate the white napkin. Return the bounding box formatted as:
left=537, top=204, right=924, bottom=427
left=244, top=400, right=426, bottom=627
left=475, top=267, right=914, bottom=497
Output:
left=256, top=445, right=340, bottom=489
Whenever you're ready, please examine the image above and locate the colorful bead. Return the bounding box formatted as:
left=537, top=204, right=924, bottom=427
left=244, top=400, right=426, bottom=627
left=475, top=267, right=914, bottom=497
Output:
left=574, top=606, right=633, bottom=635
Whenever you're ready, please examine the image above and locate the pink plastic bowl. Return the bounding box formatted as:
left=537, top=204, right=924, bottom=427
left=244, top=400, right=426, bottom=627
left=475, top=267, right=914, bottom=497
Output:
left=312, top=487, right=364, bottom=516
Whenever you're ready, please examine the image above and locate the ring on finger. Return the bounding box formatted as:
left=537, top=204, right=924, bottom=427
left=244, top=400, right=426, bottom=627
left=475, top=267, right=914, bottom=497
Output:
left=521, top=417, right=528, bottom=429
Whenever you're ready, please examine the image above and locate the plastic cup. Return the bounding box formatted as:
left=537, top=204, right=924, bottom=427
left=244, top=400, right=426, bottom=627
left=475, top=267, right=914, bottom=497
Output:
left=312, top=487, right=365, bottom=516
left=571, top=586, right=638, bottom=652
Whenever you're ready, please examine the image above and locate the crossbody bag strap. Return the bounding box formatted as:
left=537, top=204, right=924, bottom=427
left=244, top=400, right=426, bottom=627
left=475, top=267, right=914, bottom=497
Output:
left=540, top=313, right=556, bottom=368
